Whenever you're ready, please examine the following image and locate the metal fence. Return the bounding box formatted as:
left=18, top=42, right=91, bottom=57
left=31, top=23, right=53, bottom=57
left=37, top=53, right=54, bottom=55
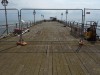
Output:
left=0, top=8, right=19, bottom=37
left=84, top=8, right=100, bottom=37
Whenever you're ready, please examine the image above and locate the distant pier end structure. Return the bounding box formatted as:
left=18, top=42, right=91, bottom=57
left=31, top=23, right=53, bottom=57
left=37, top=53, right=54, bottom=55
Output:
left=50, top=17, right=57, bottom=21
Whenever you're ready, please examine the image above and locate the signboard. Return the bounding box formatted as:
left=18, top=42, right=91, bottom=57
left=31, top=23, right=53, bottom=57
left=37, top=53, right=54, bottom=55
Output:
left=86, top=12, right=90, bottom=14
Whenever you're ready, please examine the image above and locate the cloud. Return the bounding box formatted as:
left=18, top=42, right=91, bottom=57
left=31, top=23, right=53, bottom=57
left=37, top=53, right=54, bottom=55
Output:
left=0, top=0, right=99, bottom=9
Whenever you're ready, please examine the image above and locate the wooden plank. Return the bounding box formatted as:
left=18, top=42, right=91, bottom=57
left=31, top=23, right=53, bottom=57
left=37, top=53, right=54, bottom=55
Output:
left=19, top=53, right=37, bottom=75
left=33, top=53, right=43, bottom=75
left=60, top=53, right=72, bottom=75
left=38, top=54, right=46, bottom=75
left=48, top=53, right=52, bottom=75
left=55, top=53, right=62, bottom=75
left=64, top=53, right=89, bottom=75
left=52, top=53, right=57, bottom=75
left=78, top=53, right=100, bottom=75
left=58, top=53, right=71, bottom=75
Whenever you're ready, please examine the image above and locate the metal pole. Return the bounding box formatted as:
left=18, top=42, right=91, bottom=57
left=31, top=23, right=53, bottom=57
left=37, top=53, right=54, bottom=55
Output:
left=61, top=15, right=62, bottom=21
left=66, top=12, right=67, bottom=25
left=83, top=9, right=85, bottom=36
left=34, top=13, right=35, bottom=25
left=18, top=10, right=20, bottom=29
left=5, top=6, right=8, bottom=35
left=61, top=13, right=63, bottom=21
left=43, top=15, right=44, bottom=20
left=34, top=10, right=36, bottom=25
left=81, top=9, right=84, bottom=37
left=66, top=10, right=68, bottom=26
left=19, top=9, right=23, bottom=42
left=19, top=10, right=21, bottom=30
left=16, top=23, right=17, bottom=28
left=41, top=15, right=43, bottom=21
left=83, top=8, right=85, bottom=25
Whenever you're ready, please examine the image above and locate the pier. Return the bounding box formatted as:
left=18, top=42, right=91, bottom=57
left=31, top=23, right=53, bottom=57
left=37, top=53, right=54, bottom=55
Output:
left=0, top=21, right=100, bottom=75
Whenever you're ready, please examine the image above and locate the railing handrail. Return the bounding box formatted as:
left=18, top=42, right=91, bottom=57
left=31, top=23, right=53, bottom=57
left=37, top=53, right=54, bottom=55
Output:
left=0, top=23, right=19, bottom=26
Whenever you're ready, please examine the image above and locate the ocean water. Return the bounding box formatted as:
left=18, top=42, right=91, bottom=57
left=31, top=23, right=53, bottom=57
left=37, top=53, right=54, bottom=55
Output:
left=0, top=22, right=18, bottom=36
left=0, top=20, right=33, bottom=36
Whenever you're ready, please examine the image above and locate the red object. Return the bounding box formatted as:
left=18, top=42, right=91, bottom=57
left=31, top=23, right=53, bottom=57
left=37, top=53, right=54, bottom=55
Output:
left=13, top=28, right=22, bottom=34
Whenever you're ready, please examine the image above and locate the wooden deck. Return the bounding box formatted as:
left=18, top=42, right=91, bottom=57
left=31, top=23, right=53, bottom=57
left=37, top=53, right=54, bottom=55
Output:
left=0, top=22, right=100, bottom=75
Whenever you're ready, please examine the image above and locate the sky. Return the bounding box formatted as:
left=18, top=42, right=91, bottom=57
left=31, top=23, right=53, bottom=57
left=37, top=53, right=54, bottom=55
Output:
left=0, top=0, right=100, bottom=36
left=0, top=0, right=100, bottom=24
left=0, top=0, right=100, bottom=9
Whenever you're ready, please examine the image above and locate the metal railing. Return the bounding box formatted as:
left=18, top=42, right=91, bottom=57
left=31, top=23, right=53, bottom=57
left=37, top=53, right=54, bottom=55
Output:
left=0, top=22, right=34, bottom=38
left=20, top=8, right=84, bottom=34
left=0, top=8, right=19, bottom=36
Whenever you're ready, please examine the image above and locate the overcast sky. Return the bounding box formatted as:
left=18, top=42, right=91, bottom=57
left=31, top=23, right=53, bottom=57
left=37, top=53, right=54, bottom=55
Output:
left=0, top=0, right=100, bottom=9
left=0, top=0, right=100, bottom=24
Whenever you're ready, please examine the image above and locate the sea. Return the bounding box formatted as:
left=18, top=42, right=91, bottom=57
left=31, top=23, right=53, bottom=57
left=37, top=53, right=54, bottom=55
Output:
left=0, top=20, right=33, bottom=36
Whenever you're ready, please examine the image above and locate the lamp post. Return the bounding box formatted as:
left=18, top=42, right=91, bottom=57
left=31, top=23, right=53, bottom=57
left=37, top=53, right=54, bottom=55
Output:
left=43, top=15, right=44, bottom=20
left=41, top=14, right=44, bottom=20
left=33, top=10, right=36, bottom=25
left=1, top=0, right=8, bottom=35
left=66, top=10, right=68, bottom=26
left=41, top=14, right=42, bottom=20
left=61, top=13, right=63, bottom=21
